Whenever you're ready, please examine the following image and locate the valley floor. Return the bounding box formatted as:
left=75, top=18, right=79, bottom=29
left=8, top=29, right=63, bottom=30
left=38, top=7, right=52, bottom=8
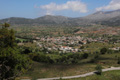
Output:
left=18, top=52, right=120, bottom=80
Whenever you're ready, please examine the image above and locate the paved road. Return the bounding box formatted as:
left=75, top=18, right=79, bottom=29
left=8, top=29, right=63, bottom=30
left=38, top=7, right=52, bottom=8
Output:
left=37, top=67, right=120, bottom=80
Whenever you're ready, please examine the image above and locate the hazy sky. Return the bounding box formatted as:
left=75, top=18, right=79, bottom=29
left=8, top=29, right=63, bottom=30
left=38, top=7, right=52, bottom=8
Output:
left=0, top=0, right=120, bottom=19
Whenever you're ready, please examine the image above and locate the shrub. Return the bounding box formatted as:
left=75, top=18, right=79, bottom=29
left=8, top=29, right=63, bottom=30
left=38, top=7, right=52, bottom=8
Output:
left=82, top=53, right=89, bottom=59
left=95, top=65, right=102, bottom=75
left=100, top=47, right=108, bottom=54
left=117, top=57, right=120, bottom=64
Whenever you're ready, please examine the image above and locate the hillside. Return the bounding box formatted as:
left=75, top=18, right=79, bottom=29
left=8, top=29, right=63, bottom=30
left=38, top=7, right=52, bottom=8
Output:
left=0, top=17, right=33, bottom=25
left=84, top=9, right=120, bottom=21
left=0, top=9, right=120, bottom=26
left=98, top=16, right=120, bottom=26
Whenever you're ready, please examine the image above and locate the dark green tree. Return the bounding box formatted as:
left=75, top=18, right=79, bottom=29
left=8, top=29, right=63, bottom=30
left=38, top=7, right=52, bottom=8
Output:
left=100, top=47, right=108, bottom=54
left=2, top=23, right=10, bottom=28
left=0, top=23, right=31, bottom=80
left=82, top=53, right=89, bottom=59
left=117, top=57, right=120, bottom=64
left=95, top=65, right=102, bottom=75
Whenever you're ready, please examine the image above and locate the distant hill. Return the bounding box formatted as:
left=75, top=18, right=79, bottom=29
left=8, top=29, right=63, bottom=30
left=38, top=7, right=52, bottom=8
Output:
left=0, top=16, right=70, bottom=25
left=35, top=15, right=69, bottom=24
left=0, top=9, right=120, bottom=26
left=84, top=9, right=120, bottom=21
left=98, top=16, right=120, bottom=26
left=0, top=17, right=33, bottom=25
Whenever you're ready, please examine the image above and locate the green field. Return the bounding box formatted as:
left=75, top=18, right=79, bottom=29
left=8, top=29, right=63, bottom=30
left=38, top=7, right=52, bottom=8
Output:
left=64, top=70, right=120, bottom=80
left=80, top=42, right=120, bottom=53
left=18, top=52, right=120, bottom=79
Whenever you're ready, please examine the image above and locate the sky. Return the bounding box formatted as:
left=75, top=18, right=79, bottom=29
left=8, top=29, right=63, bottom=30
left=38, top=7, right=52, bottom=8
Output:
left=0, top=0, right=120, bottom=19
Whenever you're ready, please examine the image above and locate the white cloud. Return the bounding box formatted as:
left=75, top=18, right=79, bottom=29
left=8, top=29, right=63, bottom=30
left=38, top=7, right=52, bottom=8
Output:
left=37, top=0, right=88, bottom=15
left=96, top=0, right=120, bottom=11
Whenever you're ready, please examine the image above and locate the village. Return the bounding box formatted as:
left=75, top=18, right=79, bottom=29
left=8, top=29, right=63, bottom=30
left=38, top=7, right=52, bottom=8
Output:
left=32, top=36, right=120, bottom=53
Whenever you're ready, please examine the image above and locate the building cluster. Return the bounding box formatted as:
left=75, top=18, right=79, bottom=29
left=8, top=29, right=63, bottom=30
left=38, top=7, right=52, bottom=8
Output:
left=33, top=36, right=115, bottom=53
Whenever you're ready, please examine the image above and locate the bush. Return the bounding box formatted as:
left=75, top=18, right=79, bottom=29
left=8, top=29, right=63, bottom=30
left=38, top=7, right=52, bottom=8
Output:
left=117, top=57, right=120, bottom=64
left=100, top=47, right=108, bottom=54
left=90, top=58, right=96, bottom=63
left=95, top=65, right=102, bottom=75
left=23, top=48, right=31, bottom=54
left=82, top=53, right=89, bottom=59
left=94, top=54, right=99, bottom=59
left=30, top=53, right=87, bottom=64
left=80, top=46, right=84, bottom=49
left=30, top=53, right=54, bottom=64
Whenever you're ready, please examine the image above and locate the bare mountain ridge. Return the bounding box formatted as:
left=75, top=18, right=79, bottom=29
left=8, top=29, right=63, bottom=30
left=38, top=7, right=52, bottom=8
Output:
left=0, top=9, right=120, bottom=26
left=84, top=9, right=120, bottom=21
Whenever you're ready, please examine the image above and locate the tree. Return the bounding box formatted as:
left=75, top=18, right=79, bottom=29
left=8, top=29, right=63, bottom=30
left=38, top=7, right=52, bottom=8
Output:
left=117, top=57, right=120, bottom=64
left=0, top=28, right=16, bottom=48
left=100, top=47, right=108, bottom=54
left=0, top=23, right=31, bottom=80
left=95, top=65, right=102, bottom=75
left=23, top=48, right=31, bottom=54
left=2, top=23, right=10, bottom=28
left=80, top=46, right=84, bottom=49
left=82, top=53, right=89, bottom=59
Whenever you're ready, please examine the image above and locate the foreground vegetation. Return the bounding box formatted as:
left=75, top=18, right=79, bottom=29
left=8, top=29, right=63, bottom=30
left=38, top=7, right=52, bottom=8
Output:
left=16, top=33, right=120, bottom=79
left=1, top=23, right=120, bottom=80
left=64, top=70, right=120, bottom=80
left=0, top=23, right=31, bottom=80
left=18, top=52, right=120, bottom=79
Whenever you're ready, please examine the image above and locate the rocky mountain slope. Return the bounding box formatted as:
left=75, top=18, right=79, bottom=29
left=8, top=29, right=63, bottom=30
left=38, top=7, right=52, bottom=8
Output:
left=0, top=9, right=120, bottom=26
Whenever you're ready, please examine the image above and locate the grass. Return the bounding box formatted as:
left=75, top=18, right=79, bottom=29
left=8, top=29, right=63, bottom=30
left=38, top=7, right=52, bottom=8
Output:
left=83, top=42, right=120, bottom=53
left=17, top=40, right=120, bottom=79
left=97, top=52, right=120, bottom=67
left=16, top=37, right=27, bottom=42
left=20, top=62, right=96, bottom=79
left=64, top=70, right=120, bottom=80
left=18, top=52, right=120, bottom=79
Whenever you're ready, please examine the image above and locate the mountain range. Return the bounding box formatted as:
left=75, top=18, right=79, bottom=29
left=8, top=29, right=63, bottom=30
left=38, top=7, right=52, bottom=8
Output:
left=0, top=9, right=120, bottom=26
